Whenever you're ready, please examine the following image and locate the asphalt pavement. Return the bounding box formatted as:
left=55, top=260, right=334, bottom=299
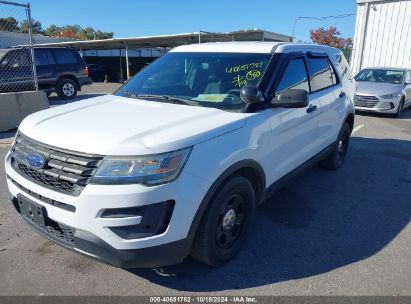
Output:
left=0, top=85, right=410, bottom=296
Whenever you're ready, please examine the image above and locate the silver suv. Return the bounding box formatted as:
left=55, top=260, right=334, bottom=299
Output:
left=354, top=67, right=411, bottom=117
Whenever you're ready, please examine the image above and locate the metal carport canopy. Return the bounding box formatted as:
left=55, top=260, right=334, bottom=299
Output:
left=32, top=30, right=292, bottom=79
left=32, top=30, right=292, bottom=50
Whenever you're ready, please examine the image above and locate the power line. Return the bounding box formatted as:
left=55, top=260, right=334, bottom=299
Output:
left=291, top=13, right=356, bottom=40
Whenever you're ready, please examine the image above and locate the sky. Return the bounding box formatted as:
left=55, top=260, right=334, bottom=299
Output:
left=26, top=0, right=357, bottom=42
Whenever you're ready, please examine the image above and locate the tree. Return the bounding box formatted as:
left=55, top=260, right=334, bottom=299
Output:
left=94, top=30, right=114, bottom=40
left=58, top=25, right=80, bottom=39
left=310, top=27, right=353, bottom=49
left=38, top=23, right=114, bottom=40
left=79, top=27, right=95, bottom=40
left=20, top=19, right=43, bottom=34
left=0, top=17, right=19, bottom=31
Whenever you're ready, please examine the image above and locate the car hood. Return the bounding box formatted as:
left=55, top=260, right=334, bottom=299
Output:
left=19, top=95, right=246, bottom=155
left=356, top=81, right=404, bottom=96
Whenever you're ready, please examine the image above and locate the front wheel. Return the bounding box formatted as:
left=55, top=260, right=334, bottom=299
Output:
left=56, top=79, right=78, bottom=99
left=191, top=175, right=255, bottom=266
left=394, top=98, right=404, bottom=118
left=320, top=122, right=351, bottom=170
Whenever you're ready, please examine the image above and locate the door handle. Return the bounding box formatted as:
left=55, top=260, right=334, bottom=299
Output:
left=339, top=91, right=346, bottom=98
left=306, top=104, right=317, bottom=113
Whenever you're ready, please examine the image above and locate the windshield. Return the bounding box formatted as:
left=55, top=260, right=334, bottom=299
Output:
left=115, top=52, right=271, bottom=111
left=355, top=69, right=404, bottom=84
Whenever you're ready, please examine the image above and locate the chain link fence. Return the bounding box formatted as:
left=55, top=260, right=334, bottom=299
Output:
left=0, top=0, right=37, bottom=93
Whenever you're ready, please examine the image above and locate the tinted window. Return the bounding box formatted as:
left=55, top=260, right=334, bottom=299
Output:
left=275, top=58, right=309, bottom=94
left=34, top=49, right=49, bottom=66
left=54, top=49, right=78, bottom=64
left=3, top=49, right=31, bottom=68
left=47, top=50, right=56, bottom=64
left=309, top=58, right=337, bottom=92
left=336, top=53, right=353, bottom=80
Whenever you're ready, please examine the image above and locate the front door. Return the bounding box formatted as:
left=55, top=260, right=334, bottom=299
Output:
left=263, top=56, right=320, bottom=185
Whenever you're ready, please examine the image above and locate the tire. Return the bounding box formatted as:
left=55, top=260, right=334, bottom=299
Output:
left=394, top=98, right=404, bottom=118
left=191, top=175, right=256, bottom=266
left=56, top=78, right=78, bottom=99
left=320, top=122, right=351, bottom=170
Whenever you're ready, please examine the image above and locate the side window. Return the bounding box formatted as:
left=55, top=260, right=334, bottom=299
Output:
left=54, top=49, right=79, bottom=64
left=336, top=53, right=353, bottom=80
left=406, top=71, right=411, bottom=83
left=47, top=50, right=56, bottom=64
left=308, top=57, right=338, bottom=92
left=3, top=49, right=31, bottom=68
left=34, top=49, right=49, bottom=66
left=275, top=58, right=309, bottom=94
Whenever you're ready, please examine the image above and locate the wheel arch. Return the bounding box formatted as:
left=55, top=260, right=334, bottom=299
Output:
left=57, top=74, right=80, bottom=90
left=186, top=159, right=266, bottom=244
left=345, top=112, right=355, bottom=133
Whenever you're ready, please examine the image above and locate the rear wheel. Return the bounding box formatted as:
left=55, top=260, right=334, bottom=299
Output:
left=320, top=122, right=351, bottom=170
left=56, top=78, right=77, bottom=99
left=191, top=175, right=255, bottom=266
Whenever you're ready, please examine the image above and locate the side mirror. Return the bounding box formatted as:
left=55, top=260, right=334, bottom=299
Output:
left=240, top=85, right=261, bottom=104
left=271, top=89, right=309, bottom=108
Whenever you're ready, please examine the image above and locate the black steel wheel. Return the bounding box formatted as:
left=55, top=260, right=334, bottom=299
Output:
left=191, top=175, right=255, bottom=266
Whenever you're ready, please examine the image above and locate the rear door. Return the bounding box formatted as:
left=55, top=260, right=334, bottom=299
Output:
left=306, top=54, right=342, bottom=150
left=52, top=48, right=84, bottom=77
left=34, top=48, right=56, bottom=89
left=263, top=55, right=321, bottom=182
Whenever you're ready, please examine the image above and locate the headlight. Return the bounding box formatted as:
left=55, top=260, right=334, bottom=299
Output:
left=92, top=147, right=192, bottom=186
left=380, top=93, right=402, bottom=99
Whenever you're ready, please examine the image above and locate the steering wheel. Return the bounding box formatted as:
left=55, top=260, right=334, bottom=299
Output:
left=226, top=89, right=241, bottom=96
left=223, top=89, right=242, bottom=104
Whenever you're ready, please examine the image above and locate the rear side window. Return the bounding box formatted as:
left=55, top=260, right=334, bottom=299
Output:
left=336, top=53, right=353, bottom=80
left=53, top=49, right=79, bottom=64
left=406, top=71, right=411, bottom=83
left=308, top=57, right=338, bottom=92
left=275, top=58, right=309, bottom=94
left=34, top=49, right=49, bottom=66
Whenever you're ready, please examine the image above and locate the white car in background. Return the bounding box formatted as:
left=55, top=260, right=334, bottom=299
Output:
left=354, top=67, right=411, bottom=117
left=5, top=42, right=355, bottom=268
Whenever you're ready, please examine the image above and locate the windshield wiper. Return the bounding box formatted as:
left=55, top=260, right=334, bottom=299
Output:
left=124, top=93, right=199, bottom=106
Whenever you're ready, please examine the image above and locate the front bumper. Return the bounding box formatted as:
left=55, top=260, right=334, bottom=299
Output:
left=9, top=194, right=190, bottom=268
left=5, top=151, right=211, bottom=267
left=355, top=96, right=402, bottom=114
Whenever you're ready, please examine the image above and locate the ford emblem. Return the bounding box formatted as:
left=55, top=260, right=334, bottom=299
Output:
left=26, top=153, right=46, bottom=169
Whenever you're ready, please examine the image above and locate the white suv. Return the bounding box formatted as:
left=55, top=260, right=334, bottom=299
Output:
left=5, top=42, right=355, bottom=267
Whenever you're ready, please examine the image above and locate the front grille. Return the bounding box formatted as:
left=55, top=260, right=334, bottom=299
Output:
left=10, top=133, right=103, bottom=196
left=355, top=95, right=380, bottom=108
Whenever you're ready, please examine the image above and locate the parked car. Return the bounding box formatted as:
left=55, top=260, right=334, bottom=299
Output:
left=86, top=63, right=108, bottom=82
left=5, top=42, right=355, bottom=268
left=0, top=47, right=92, bottom=99
left=354, top=67, right=411, bottom=117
